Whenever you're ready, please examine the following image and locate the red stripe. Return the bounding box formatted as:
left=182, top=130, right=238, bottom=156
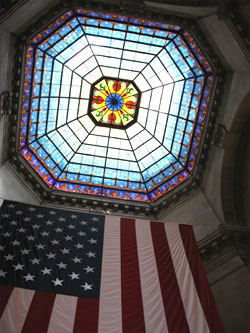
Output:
left=151, top=221, right=190, bottom=333
left=120, top=218, right=145, bottom=333
left=179, top=224, right=224, bottom=333
left=73, top=298, right=99, bottom=333
left=21, top=290, right=56, bottom=333
left=0, top=285, right=14, bottom=319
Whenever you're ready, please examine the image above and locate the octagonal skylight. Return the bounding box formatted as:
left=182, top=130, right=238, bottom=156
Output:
left=19, top=9, right=214, bottom=202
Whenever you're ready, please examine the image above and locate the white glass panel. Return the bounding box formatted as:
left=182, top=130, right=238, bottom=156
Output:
left=146, top=110, right=158, bottom=134
left=149, top=87, right=162, bottom=111
left=68, top=99, right=79, bottom=121
left=84, top=67, right=102, bottom=84
left=119, top=69, right=138, bottom=80
left=159, top=84, right=174, bottom=113
left=101, top=67, right=119, bottom=77
left=78, top=115, right=95, bottom=132
left=92, top=126, right=110, bottom=137
left=80, top=80, right=91, bottom=99
left=137, top=107, right=147, bottom=127
left=78, top=99, right=88, bottom=117
left=126, top=122, right=143, bottom=139
left=110, top=128, right=127, bottom=139
left=134, top=74, right=151, bottom=92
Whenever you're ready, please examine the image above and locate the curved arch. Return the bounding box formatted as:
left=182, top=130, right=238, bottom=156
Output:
left=221, top=90, right=250, bottom=226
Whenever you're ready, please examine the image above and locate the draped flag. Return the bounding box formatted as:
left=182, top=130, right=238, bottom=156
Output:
left=0, top=200, right=224, bottom=332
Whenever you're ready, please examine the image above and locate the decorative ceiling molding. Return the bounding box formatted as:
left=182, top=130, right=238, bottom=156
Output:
left=0, top=0, right=28, bottom=24
left=198, top=224, right=250, bottom=274
left=217, top=1, right=250, bottom=63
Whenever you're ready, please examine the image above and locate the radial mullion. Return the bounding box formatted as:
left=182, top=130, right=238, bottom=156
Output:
left=100, top=127, right=112, bottom=196
left=56, top=124, right=97, bottom=180
left=124, top=128, right=148, bottom=193
left=77, top=17, right=104, bottom=78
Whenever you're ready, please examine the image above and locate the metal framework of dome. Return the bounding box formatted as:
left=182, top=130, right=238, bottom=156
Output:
left=19, top=9, right=215, bottom=203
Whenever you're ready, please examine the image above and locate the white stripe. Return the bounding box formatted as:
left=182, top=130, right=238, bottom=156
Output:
left=98, top=216, right=122, bottom=333
left=47, top=294, right=78, bottom=333
left=0, top=287, right=35, bottom=333
left=136, top=220, right=169, bottom=333
left=165, top=223, right=210, bottom=333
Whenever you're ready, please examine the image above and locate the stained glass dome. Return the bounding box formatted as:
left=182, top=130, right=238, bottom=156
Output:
left=19, top=9, right=214, bottom=202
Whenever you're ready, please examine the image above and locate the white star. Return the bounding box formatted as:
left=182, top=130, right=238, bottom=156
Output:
left=0, top=269, right=7, bottom=277
left=80, top=220, right=87, bottom=225
left=45, top=220, right=54, bottom=225
left=36, top=214, right=44, bottom=218
left=41, top=267, right=51, bottom=275
left=60, top=248, right=70, bottom=254
left=86, top=251, right=96, bottom=258
left=57, top=262, right=67, bottom=269
left=72, top=256, right=82, bottom=263
left=92, top=217, right=99, bottom=222
left=46, top=252, right=56, bottom=259
left=32, top=224, right=40, bottom=229
left=51, top=239, right=60, bottom=245
left=49, top=210, right=56, bottom=215
left=30, top=258, right=40, bottom=265
left=64, top=235, right=73, bottom=241
left=71, top=214, right=77, bottom=219
left=28, top=207, right=36, bottom=211
left=55, top=227, right=63, bottom=233
left=52, top=278, right=63, bottom=286
left=69, top=272, right=80, bottom=280
left=4, top=254, right=15, bottom=261
left=24, top=273, right=35, bottom=281
left=23, top=217, right=31, bottom=222
left=18, top=227, right=26, bottom=233
left=27, top=235, right=35, bottom=241
left=75, top=243, right=84, bottom=249
left=36, top=243, right=45, bottom=250
left=16, top=210, right=23, bottom=215
left=13, top=263, right=24, bottom=271
left=2, top=213, right=9, bottom=218
left=41, top=231, right=49, bottom=237
left=3, top=232, right=11, bottom=237
left=0, top=244, right=5, bottom=251
left=12, top=240, right=20, bottom=246
left=83, top=266, right=94, bottom=273
left=8, top=204, right=15, bottom=208
left=21, top=249, right=30, bottom=255
left=68, top=224, right=75, bottom=229
left=90, top=227, right=98, bottom=232
left=10, top=220, right=18, bottom=225
left=88, top=238, right=97, bottom=244
left=81, top=282, right=93, bottom=291
left=78, top=231, right=86, bottom=236
left=58, top=217, right=66, bottom=222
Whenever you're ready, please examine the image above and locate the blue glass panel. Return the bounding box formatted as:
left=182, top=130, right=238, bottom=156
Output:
left=58, top=25, right=71, bottom=36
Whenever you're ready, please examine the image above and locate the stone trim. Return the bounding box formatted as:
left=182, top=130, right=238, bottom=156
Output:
left=0, top=0, right=28, bottom=24
left=198, top=224, right=250, bottom=273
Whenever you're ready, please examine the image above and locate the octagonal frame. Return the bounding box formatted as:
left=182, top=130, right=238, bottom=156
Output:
left=88, top=77, right=141, bottom=129
left=8, top=0, right=227, bottom=217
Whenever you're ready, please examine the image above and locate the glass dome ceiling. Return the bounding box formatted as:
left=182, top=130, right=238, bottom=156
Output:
left=19, top=9, right=214, bottom=203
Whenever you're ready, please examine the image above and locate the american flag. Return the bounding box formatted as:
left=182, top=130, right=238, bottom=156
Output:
left=0, top=200, right=224, bottom=332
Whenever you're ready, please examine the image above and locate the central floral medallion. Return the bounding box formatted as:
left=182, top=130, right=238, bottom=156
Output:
left=89, top=78, right=140, bottom=128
